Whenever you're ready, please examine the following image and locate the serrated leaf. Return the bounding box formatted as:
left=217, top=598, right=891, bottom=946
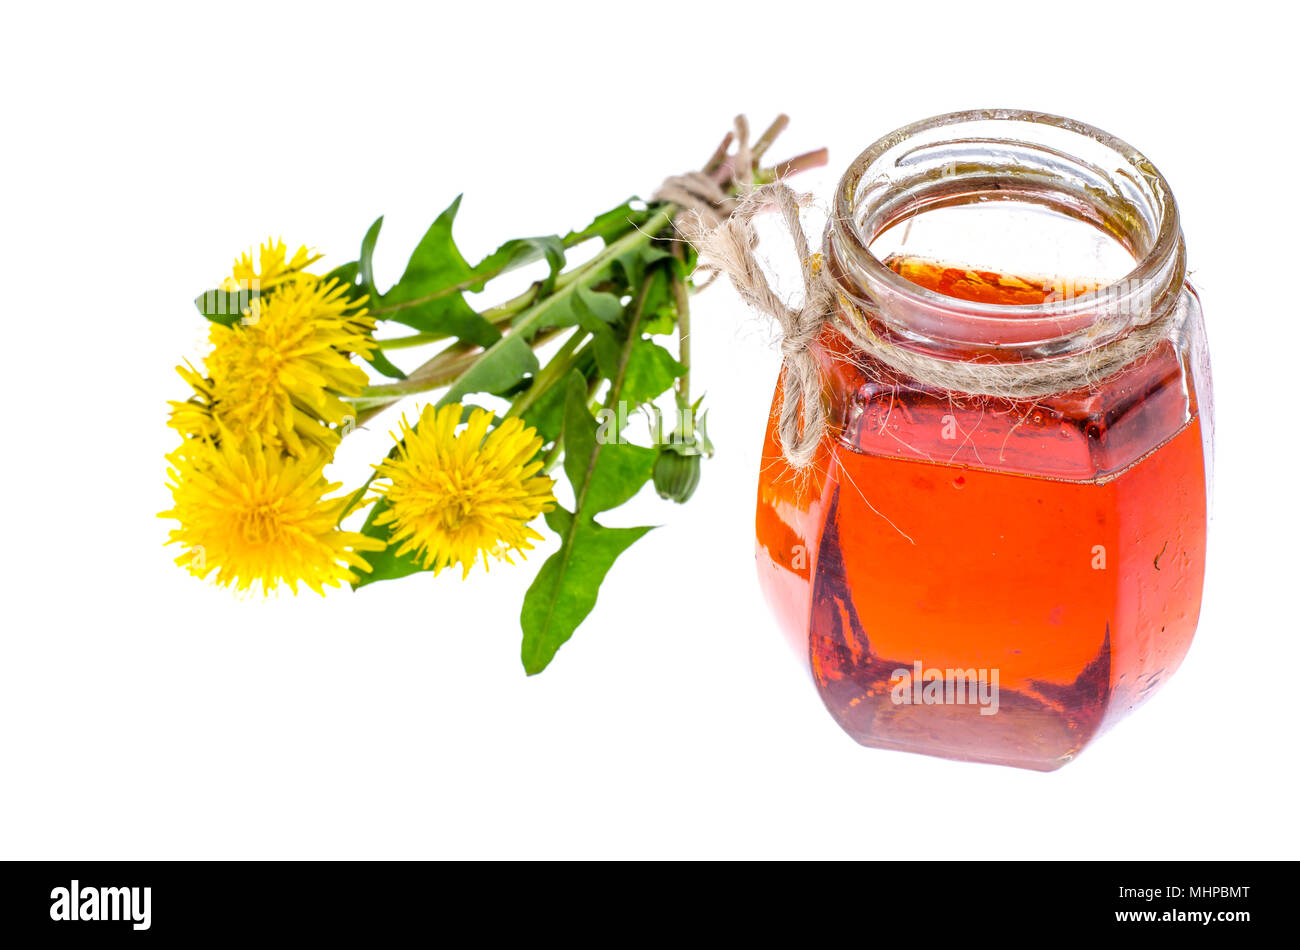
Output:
left=639, top=304, right=676, bottom=336
left=621, top=338, right=685, bottom=406
left=593, top=341, right=624, bottom=396
left=440, top=332, right=540, bottom=405
left=563, top=200, right=650, bottom=246
left=610, top=243, right=673, bottom=291
left=637, top=267, right=677, bottom=335
left=323, top=260, right=361, bottom=293
left=317, top=237, right=406, bottom=380
left=378, top=196, right=501, bottom=347
left=560, top=374, right=656, bottom=515
left=518, top=282, right=622, bottom=334
left=391, top=196, right=473, bottom=294
left=552, top=288, right=623, bottom=368
left=359, top=215, right=383, bottom=299
left=352, top=497, right=424, bottom=587
left=572, top=289, right=627, bottom=384
left=520, top=372, right=656, bottom=673
left=573, top=286, right=623, bottom=325
left=397, top=295, right=501, bottom=346
left=521, top=374, right=570, bottom=445
left=473, top=235, right=566, bottom=295
left=520, top=509, right=652, bottom=674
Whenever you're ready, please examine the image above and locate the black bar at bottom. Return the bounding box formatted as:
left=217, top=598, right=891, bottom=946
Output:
left=0, top=860, right=1284, bottom=940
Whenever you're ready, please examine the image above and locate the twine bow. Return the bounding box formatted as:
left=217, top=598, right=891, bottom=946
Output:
left=678, top=182, right=832, bottom=467
left=653, top=117, right=832, bottom=466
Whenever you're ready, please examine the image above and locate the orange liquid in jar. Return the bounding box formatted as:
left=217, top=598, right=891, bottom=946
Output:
left=755, top=256, right=1208, bottom=770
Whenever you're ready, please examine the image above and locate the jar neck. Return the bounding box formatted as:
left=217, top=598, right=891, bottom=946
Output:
left=824, top=109, right=1186, bottom=364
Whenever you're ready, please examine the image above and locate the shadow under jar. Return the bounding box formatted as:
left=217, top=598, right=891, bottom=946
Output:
left=755, top=110, right=1212, bottom=771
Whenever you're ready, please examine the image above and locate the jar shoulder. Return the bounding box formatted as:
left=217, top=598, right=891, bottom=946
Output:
left=828, top=286, right=1211, bottom=483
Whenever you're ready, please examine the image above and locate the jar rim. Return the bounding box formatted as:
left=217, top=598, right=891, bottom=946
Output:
left=827, top=109, right=1185, bottom=354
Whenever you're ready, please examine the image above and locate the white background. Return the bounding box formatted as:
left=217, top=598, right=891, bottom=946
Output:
left=2, top=1, right=1296, bottom=859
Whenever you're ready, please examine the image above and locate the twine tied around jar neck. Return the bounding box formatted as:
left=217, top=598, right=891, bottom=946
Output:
left=652, top=116, right=834, bottom=467
left=674, top=180, right=1186, bottom=468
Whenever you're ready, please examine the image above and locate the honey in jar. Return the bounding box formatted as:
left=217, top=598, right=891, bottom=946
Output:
left=755, top=111, right=1212, bottom=771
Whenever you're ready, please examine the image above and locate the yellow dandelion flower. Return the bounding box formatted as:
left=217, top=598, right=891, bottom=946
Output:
left=221, top=238, right=323, bottom=293
left=160, top=434, right=384, bottom=595
left=167, top=360, right=219, bottom=442
left=372, top=404, right=556, bottom=578
left=169, top=277, right=376, bottom=455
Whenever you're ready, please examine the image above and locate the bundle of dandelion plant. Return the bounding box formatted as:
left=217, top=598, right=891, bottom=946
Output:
left=162, top=115, right=825, bottom=674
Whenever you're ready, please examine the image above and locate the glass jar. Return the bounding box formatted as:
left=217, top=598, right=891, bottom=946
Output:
left=755, top=110, right=1212, bottom=771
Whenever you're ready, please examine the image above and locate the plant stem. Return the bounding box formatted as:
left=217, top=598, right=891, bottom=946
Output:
left=606, top=276, right=652, bottom=414
left=356, top=343, right=479, bottom=406
left=371, top=291, right=527, bottom=350
left=762, top=148, right=829, bottom=183
left=702, top=131, right=734, bottom=173
left=352, top=327, right=565, bottom=424
left=540, top=438, right=564, bottom=475
left=376, top=331, right=473, bottom=351
left=669, top=242, right=692, bottom=401
left=336, top=463, right=384, bottom=526
left=431, top=205, right=676, bottom=407
left=505, top=327, right=588, bottom=420
left=559, top=274, right=652, bottom=517
left=750, top=114, right=790, bottom=166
